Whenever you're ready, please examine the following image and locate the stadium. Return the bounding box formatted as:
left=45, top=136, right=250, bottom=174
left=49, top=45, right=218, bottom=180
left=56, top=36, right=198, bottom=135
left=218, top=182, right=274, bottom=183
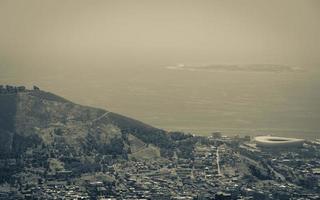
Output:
left=254, top=136, right=304, bottom=148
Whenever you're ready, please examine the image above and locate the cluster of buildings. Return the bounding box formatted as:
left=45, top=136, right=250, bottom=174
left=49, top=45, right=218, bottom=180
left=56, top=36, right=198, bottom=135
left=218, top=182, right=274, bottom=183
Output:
left=0, top=85, right=40, bottom=94
left=75, top=135, right=319, bottom=199
left=0, top=134, right=319, bottom=199
left=237, top=135, right=320, bottom=199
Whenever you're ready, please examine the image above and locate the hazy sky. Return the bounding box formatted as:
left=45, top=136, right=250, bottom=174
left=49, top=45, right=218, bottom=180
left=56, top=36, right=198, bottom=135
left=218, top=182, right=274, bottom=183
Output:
left=1, top=0, right=320, bottom=137
left=1, top=0, right=320, bottom=70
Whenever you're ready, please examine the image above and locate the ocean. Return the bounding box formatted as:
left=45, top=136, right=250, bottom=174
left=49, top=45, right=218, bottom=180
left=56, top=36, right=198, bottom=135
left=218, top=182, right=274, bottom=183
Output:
left=1, top=64, right=320, bottom=139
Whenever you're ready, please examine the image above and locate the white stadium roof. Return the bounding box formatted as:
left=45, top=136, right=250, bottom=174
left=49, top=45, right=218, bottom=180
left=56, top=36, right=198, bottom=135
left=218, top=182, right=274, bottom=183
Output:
left=254, top=136, right=304, bottom=148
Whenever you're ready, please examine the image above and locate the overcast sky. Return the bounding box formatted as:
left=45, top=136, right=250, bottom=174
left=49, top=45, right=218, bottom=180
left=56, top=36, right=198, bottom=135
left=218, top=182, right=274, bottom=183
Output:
left=0, top=0, right=319, bottom=70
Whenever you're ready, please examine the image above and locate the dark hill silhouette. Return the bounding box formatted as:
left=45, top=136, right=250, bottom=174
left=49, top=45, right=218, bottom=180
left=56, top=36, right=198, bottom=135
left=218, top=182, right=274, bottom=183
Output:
left=0, top=87, right=173, bottom=159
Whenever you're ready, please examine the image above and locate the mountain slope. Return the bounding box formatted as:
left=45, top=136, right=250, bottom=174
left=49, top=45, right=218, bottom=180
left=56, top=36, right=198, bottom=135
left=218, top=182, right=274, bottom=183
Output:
left=0, top=89, right=172, bottom=159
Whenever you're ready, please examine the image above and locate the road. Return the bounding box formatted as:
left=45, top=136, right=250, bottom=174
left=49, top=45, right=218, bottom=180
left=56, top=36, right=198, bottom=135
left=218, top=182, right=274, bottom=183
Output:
left=91, top=111, right=110, bottom=124
left=216, top=146, right=221, bottom=175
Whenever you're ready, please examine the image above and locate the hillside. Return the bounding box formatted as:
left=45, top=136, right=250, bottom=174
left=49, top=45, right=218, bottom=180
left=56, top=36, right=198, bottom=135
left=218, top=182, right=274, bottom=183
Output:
left=0, top=87, right=173, bottom=159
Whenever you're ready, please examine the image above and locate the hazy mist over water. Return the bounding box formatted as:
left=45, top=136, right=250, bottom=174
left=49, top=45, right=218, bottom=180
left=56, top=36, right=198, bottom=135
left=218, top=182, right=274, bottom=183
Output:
left=1, top=0, right=320, bottom=138
left=1, top=65, right=320, bottom=139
